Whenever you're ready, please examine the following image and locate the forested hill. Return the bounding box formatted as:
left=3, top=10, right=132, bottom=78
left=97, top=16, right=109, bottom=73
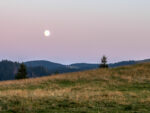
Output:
left=0, top=59, right=150, bottom=81
left=0, top=60, right=51, bottom=80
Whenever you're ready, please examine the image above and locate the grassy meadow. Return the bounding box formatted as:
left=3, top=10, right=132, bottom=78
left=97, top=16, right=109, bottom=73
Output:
left=0, top=63, right=150, bottom=113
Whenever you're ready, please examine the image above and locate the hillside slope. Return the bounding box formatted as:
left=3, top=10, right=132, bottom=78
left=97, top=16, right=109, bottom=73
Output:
left=0, top=63, right=150, bottom=112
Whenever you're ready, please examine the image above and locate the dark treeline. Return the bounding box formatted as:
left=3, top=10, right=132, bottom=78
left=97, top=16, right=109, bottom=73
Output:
left=0, top=60, right=19, bottom=80
left=0, top=60, right=51, bottom=81
left=0, top=60, right=80, bottom=81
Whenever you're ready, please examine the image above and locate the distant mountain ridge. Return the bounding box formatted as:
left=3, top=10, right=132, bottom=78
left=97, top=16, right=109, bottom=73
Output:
left=25, top=60, right=79, bottom=73
left=24, top=59, right=150, bottom=73
left=25, top=60, right=66, bottom=71
left=0, top=59, right=150, bottom=81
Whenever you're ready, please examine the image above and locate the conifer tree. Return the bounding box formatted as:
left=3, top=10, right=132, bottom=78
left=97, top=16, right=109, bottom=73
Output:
left=99, top=55, right=109, bottom=68
left=15, top=63, right=27, bottom=79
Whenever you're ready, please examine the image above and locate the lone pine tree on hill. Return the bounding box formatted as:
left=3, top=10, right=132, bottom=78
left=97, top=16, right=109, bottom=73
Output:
left=15, top=63, right=27, bottom=79
left=99, top=55, right=109, bottom=68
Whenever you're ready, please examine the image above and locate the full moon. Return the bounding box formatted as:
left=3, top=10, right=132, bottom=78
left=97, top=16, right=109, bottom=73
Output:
left=44, top=30, right=51, bottom=37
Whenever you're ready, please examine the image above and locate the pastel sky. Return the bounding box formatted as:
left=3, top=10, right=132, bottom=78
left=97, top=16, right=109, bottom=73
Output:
left=0, top=0, right=150, bottom=64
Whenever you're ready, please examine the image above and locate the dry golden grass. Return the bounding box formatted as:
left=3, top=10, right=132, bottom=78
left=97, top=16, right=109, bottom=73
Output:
left=0, top=63, right=150, bottom=112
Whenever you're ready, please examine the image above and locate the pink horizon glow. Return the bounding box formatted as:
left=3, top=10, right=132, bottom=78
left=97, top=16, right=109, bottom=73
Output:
left=0, top=0, right=150, bottom=64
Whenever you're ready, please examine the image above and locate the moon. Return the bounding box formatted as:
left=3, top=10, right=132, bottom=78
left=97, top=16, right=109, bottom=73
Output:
left=44, top=30, right=51, bottom=37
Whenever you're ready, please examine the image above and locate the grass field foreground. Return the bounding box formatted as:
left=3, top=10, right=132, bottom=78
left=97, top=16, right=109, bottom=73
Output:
left=0, top=63, right=150, bottom=112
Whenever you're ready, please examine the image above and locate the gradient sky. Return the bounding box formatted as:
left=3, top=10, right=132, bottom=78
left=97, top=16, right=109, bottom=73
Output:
left=0, top=0, right=150, bottom=64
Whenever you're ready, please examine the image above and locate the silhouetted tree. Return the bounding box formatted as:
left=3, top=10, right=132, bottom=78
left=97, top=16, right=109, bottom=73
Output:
left=99, top=55, right=109, bottom=68
left=15, top=63, right=27, bottom=79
